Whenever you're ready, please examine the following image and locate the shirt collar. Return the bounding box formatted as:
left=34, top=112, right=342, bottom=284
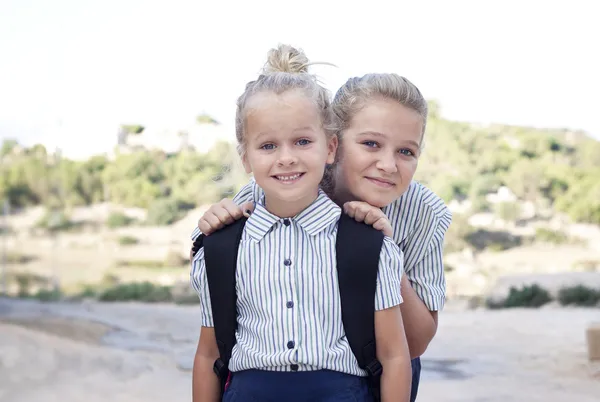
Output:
left=245, top=189, right=341, bottom=242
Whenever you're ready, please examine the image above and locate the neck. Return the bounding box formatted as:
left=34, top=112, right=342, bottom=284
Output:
left=331, top=186, right=353, bottom=208
left=264, top=190, right=319, bottom=218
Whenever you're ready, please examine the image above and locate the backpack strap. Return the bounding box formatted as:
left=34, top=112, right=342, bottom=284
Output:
left=336, top=213, right=385, bottom=401
left=202, top=217, right=248, bottom=397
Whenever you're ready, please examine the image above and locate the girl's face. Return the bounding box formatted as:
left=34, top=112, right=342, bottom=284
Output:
left=333, top=97, right=423, bottom=208
left=242, top=89, right=337, bottom=217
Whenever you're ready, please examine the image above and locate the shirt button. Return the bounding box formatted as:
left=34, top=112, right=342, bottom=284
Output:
left=284, top=259, right=292, bottom=266
left=283, top=219, right=291, bottom=226
left=286, top=301, right=294, bottom=308
left=287, top=341, right=295, bottom=349
left=290, top=364, right=299, bottom=372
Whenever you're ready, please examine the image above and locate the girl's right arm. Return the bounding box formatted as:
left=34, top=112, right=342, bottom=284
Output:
left=190, top=249, right=220, bottom=402
left=193, top=327, right=220, bottom=402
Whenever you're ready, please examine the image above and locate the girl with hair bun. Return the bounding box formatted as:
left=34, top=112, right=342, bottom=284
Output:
left=191, top=44, right=412, bottom=402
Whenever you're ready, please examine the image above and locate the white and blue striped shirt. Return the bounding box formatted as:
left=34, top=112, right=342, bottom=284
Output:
left=191, top=190, right=404, bottom=376
left=191, top=178, right=451, bottom=311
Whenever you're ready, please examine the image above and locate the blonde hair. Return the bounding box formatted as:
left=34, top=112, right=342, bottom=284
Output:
left=332, top=73, right=428, bottom=142
left=235, top=44, right=334, bottom=156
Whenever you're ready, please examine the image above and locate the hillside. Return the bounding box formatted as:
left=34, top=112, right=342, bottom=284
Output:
left=1, top=104, right=599, bottom=299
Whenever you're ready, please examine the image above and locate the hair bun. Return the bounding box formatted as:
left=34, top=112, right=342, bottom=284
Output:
left=262, top=44, right=310, bottom=74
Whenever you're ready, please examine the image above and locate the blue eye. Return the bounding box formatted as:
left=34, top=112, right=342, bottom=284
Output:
left=399, top=148, right=414, bottom=157
left=260, top=143, right=276, bottom=150
left=297, top=139, right=312, bottom=146
left=361, top=141, right=379, bottom=148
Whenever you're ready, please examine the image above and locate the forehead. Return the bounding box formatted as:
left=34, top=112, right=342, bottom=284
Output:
left=244, top=90, right=321, bottom=138
left=348, top=97, right=423, bottom=141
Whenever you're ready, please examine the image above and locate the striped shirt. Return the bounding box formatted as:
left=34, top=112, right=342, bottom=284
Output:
left=190, top=190, right=404, bottom=376
left=191, top=178, right=451, bottom=311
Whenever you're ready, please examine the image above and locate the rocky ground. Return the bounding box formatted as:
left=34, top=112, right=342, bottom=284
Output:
left=1, top=298, right=599, bottom=402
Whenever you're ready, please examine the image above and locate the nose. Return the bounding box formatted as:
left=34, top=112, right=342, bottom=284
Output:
left=277, top=146, right=298, bottom=166
left=375, top=151, right=398, bottom=174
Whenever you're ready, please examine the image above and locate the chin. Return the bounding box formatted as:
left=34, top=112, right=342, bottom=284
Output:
left=361, top=194, right=394, bottom=209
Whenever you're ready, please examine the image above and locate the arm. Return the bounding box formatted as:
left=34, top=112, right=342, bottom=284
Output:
left=193, top=327, right=220, bottom=402
left=375, top=238, right=412, bottom=402
left=399, top=274, right=438, bottom=359
left=190, top=250, right=220, bottom=402
left=376, top=306, right=411, bottom=402
left=400, top=208, right=450, bottom=358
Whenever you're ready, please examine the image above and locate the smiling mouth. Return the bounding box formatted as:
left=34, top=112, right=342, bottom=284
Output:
left=273, top=173, right=305, bottom=183
left=365, top=177, right=395, bottom=188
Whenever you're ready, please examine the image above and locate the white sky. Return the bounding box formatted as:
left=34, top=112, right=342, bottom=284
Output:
left=1, top=0, right=598, bottom=158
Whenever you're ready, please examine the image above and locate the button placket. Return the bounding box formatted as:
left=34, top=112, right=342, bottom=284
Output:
left=282, top=216, right=298, bottom=369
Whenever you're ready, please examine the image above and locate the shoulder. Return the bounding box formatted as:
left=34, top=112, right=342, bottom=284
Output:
left=384, top=181, right=452, bottom=244
left=380, top=235, right=403, bottom=260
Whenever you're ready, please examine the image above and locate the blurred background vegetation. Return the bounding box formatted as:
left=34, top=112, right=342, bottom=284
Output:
left=2, top=101, right=599, bottom=226
left=1, top=103, right=599, bottom=308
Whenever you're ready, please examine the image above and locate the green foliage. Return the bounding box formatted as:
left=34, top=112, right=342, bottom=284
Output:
left=3, top=111, right=598, bottom=227
left=35, top=210, right=74, bottom=232
left=120, top=124, right=145, bottom=134
left=1, top=140, right=249, bottom=216
left=146, top=198, right=195, bottom=226
left=33, top=288, right=62, bottom=302
left=558, top=285, right=600, bottom=307
left=98, top=282, right=172, bottom=302
left=5, top=252, right=36, bottom=264
left=117, top=235, right=139, bottom=246
left=494, top=202, right=521, bottom=221
left=534, top=228, right=569, bottom=244
left=106, top=212, right=134, bottom=228
left=488, top=284, right=552, bottom=308
left=196, top=114, right=219, bottom=125
left=414, top=117, right=600, bottom=224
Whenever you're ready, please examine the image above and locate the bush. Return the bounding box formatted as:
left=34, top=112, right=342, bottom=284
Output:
left=6, top=252, right=36, bottom=264
left=535, top=228, right=569, bottom=244
left=501, top=284, right=552, bottom=308
left=36, top=210, right=74, bottom=232
left=98, top=282, right=172, bottom=303
left=117, top=235, right=139, bottom=246
left=146, top=198, right=195, bottom=226
left=34, top=288, right=62, bottom=302
left=558, top=285, right=600, bottom=306
left=106, top=212, right=134, bottom=228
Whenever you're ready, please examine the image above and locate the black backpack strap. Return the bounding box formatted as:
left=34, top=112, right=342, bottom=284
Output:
left=336, top=213, right=385, bottom=401
left=202, top=217, right=248, bottom=397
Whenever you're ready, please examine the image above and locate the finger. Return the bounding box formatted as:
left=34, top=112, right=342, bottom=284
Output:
left=240, top=201, right=255, bottom=218
left=214, top=206, right=236, bottom=225
left=353, top=205, right=369, bottom=222
left=343, top=202, right=356, bottom=218
left=220, top=199, right=244, bottom=219
left=203, top=213, right=225, bottom=233
left=198, top=219, right=215, bottom=235
left=362, top=209, right=383, bottom=225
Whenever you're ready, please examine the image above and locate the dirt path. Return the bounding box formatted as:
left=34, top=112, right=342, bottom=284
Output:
left=1, top=298, right=598, bottom=402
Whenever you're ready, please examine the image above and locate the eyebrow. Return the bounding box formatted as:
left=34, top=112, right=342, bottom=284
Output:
left=293, top=126, right=316, bottom=132
left=357, top=131, right=420, bottom=149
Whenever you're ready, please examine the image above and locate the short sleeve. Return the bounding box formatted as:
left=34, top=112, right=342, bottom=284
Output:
left=403, top=207, right=451, bottom=311
left=374, top=236, right=404, bottom=311
left=190, top=248, right=214, bottom=327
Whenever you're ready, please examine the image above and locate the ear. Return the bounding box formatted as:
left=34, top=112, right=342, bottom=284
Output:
left=326, top=135, right=338, bottom=165
left=242, top=153, right=252, bottom=174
